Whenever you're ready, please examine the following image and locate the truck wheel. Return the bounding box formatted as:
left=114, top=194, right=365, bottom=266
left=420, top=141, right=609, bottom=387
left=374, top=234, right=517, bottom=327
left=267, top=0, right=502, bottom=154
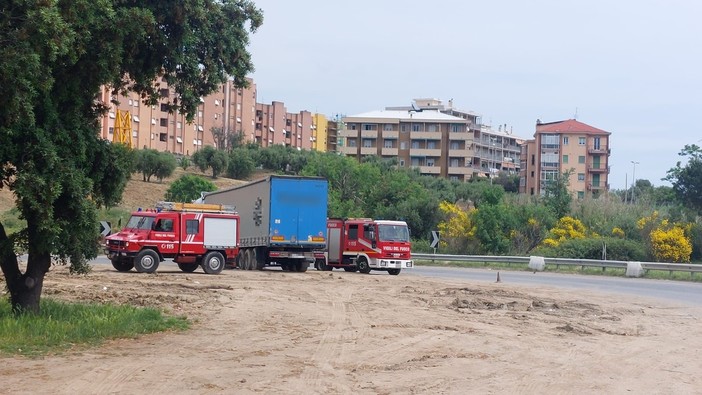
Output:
left=357, top=257, right=371, bottom=274
left=296, top=260, right=308, bottom=273
left=388, top=269, right=401, bottom=276
left=111, top=258, right=134, bottom=272
left=178, top=263, right=198, bottom=273
left=316, top=258, right=331, bottom=271
left=343, top=267, right=357, bottom=272
left=202, top=251, right=225, bottom=274
left=254, top=248, right=266, bottom=270
left=134, top=249, right=160, bottom=273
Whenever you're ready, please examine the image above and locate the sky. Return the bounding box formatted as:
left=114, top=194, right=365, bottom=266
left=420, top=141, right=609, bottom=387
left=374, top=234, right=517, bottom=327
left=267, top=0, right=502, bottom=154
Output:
left=247, top=0, right=702, bottom=189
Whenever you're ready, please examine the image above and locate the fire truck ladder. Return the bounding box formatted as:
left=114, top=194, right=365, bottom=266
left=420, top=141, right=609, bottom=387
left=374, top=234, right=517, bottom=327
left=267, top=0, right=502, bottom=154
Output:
left=113, top=109, right=133, bottom=148
left=156, top=201, right=237, bottom=213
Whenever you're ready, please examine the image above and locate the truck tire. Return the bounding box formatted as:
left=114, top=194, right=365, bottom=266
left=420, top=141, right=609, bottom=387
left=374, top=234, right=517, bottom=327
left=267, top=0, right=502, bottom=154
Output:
left=388, top=269, right=401, bottom=276
left=254, top=248, right=266, bottom=270
left=357, top=257, right=371, bottom=274
left=316, top=258, right=331, bottom=271
left=111, top=258, right=134, bottom=272
left=202, top=251, right=225, bottom=274
left=296, top=260, right=308, bottom=272
left=343, top=267, right=357, bottom=272
left=178, top=263, right=199, bottom=273
left=135, top=249, right=160, bottom=273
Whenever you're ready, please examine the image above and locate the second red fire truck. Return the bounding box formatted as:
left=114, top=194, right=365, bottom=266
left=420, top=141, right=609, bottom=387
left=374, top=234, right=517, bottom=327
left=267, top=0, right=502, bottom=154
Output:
left=316, top=218, right=413, bottom=275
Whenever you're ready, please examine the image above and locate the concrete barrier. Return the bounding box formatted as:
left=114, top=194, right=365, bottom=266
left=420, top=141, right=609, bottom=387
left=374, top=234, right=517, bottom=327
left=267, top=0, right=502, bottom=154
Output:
left=626, top=261, right=644, bottom=277
left=528, top=256, right=545, bottom=272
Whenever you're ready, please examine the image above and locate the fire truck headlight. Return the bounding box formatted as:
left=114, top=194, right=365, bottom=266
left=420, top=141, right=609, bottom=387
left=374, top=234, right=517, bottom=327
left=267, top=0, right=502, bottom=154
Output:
left=125, top=242, right=129, bottom=247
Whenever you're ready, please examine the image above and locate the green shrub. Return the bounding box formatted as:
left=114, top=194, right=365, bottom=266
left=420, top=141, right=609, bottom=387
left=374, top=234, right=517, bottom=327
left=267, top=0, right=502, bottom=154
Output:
left=532, top=237, right=647, bottom=261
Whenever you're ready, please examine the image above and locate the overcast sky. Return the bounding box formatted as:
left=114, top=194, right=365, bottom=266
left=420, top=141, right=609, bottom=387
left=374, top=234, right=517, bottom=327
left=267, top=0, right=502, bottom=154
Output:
left=248, top=0, right=702, bottom=189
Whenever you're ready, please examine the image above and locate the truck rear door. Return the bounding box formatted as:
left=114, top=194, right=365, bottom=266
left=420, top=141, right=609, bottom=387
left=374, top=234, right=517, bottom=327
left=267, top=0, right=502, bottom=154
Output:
left=270, top=177, right=327, bottom=248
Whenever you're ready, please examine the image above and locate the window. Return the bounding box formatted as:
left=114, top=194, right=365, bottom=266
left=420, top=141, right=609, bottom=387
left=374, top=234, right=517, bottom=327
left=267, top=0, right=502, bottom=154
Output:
left=563, top=136, right=569, bottom=145
left=363, top=224, right=374, bottom=240
left=348, top=139, right=357, bottom=147
left=186, top=220, right=199, bottom=235
left=160, top=103, right=169, bottom=112
left=579, top=137, right=586, bottom=145
left=159, top=133, right=167, bottom=142
left=530, top=171, right=535, bottom=178
left=412, top=124, right=421, bottom=132
left=411, top=158, right=420, bottom=166
left=384, top=140, right=393, bottom=148
left=450, top=141, right=460, bottom=150
left=578, top=156, right=586, bottom=164
left=363, top=124, right=377, bottom=131
left=427, top=124, right=438, bottom=132
left=541, top=134, right=559, bottom=149
left=399, top=159, right=405, bottom=166
left=400, top=142, right=407, bottom=150
left=577, top=191, right=585, bottom=199
left=155, top=219, right=174, bottom=232
left=450, top=124, right=463, bottom=133
left=363, top=139, right=372, bottom=148
left=563, top=154, right=569, bottom=164
left=411, top=141, right=420, bottom=149
left=108, top=127, right=114, bottom=134
left=450, top=158, right=459, bottom=167
left=400, top=124, right=408, bottom=132
left=427, top=158, right=435, bottom=167
left=177, top=122, right=182, bottom=129
left=578, top=173, right=585, bottom=181
left=160, top=118, right=168, bottom=127
left=427, top=141, right=436, bottom=149
left=160, top=88, right=169, bottom=98
left=383, top=124, right=393, bottom=131
left=348, top=225, right=358, bottom=240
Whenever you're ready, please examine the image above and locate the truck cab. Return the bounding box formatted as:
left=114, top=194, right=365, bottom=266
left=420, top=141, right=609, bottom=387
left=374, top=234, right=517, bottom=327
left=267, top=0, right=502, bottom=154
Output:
left=319, top=218, right=413, bottom=275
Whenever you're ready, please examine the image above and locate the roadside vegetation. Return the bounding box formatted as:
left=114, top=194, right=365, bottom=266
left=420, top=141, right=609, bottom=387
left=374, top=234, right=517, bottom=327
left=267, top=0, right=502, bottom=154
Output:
left=0, top=298, right=188, bottom=357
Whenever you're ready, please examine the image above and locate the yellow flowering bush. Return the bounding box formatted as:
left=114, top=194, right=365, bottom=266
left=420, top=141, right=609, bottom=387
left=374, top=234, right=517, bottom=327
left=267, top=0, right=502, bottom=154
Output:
left=436, top=201, right=475, bottom=252
left=611, top=227, right=625, bottom=238
left=649, top=224, right=692, bottom=263
left=541, top=216, right=587, bottom=247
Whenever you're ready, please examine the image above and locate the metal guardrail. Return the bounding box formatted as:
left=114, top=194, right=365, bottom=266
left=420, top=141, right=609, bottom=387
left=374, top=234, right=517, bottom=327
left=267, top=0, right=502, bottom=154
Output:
left=412, top=253, right=702, bottom=276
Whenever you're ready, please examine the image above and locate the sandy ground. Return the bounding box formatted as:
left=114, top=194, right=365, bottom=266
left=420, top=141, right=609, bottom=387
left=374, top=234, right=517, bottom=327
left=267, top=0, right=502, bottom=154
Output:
left=2, top=264, right=702, bottom=395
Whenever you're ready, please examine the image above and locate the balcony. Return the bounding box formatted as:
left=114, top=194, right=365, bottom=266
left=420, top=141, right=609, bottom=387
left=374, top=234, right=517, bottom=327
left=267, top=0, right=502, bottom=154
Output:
left=411, top=131, right=442, bottom=140
left=338, top=129, right=359, bottom=138
left=361, top=130, right=379, bottom=138
left=339, top=146, right=358, bottom=155
left=360, top=147, right=377, bottom=155
left=381, top=147, right=399, bottom=156
left=449, top=149, right=472, bottom=157
left=447, top=166, right=473, bottom=175
left=588, top=165, right=609, bottom=173
left=382, top=131, right=399, bottom=139
left=449, top=132, right=471, bottom=140
left=409, top=148, right=442, bottom=157
left=588, top=146, right=610, bottom=155
left=587, top=183, right=610, bottom=191
left=417, top=166, right=441, bottom=175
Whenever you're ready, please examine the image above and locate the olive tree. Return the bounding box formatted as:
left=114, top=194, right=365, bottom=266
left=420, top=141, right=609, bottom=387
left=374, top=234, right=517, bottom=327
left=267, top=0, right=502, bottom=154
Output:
left=0, top=0, right=262, bottom=313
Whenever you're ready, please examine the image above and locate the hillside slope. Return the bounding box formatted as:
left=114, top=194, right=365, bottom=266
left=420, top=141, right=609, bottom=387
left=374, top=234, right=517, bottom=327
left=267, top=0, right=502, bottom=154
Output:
left=0, top=168, right=271, bottom=213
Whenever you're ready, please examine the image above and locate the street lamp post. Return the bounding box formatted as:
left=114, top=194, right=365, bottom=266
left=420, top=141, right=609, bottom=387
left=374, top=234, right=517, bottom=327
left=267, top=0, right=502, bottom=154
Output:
left=630, top=160, right=639, bottom=204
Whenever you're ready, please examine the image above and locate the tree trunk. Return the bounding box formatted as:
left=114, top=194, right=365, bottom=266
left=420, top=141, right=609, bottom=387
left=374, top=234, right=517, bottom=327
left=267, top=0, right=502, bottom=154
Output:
left=0, top=222, right=49, bottom=314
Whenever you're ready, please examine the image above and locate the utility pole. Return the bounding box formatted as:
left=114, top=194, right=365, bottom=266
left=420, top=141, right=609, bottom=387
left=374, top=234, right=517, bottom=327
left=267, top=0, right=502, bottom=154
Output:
left=630, top=161, right=639, bottom=204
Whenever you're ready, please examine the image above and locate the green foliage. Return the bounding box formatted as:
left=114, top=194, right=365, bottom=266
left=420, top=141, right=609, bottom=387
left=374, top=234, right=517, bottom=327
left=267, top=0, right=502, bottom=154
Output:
left=473, top=204, right=513, bottom=254
left=665, top=144, right=702, bottom=214
left=135, top=149, right=176, bottom=183
left=179, top=156, right=190, bottom=170
left=226, top=148, right=255, bottom=179
left=0, top=298, right=188, bottom=356
left=0, top=0, right=263, bottom=312
left=533, top=237, right=647, bottom=261
left=192, top=146, right=228, bottom=178
left=492, top=171, right=520, bottom=193
left=543, top=169, right=574, bottom=219
left=165, top=175, right=217, bottom=203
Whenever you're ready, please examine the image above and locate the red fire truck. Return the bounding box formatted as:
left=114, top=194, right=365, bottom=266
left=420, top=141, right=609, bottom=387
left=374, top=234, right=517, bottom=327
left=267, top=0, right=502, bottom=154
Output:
left=316, top=218, right=413, bottom=275
left=104, top=202, right=240, bottom=274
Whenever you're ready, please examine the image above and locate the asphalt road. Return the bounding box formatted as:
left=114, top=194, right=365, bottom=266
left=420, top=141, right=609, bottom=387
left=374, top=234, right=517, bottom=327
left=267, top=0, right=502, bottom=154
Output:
left=85, top=255, right=702, bottom=307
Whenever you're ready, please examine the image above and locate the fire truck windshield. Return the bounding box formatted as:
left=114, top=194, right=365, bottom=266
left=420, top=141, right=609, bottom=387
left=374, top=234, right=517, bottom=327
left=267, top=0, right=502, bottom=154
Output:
left=124, top=215, right=155, bottom=230
left=378, top=224, right=409, bottom=242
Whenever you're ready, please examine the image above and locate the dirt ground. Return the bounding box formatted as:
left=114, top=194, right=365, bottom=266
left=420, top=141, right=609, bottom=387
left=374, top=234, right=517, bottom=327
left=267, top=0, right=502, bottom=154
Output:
left=2, top=264, right=702, bottom=395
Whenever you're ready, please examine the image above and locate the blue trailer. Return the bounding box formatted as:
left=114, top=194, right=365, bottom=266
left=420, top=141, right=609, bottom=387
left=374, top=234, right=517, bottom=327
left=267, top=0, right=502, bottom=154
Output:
left=203, top=175, right=328, bottom=272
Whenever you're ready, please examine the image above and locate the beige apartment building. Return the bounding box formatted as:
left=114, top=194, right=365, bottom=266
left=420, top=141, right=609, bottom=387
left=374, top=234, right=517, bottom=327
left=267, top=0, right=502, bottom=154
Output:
left=340, top=99, right=523, bottom=181
left=99, top=78, right=318, bottom=154
left=520, top=119, right=611, bottom=198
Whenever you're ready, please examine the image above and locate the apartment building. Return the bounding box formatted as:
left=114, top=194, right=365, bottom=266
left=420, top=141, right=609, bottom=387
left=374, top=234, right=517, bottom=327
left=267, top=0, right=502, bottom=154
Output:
left=340, top=99, right=523, bottom=181
left=99, top=78, right=318, bottom=153
left=520, top=119, right=611, bottom=198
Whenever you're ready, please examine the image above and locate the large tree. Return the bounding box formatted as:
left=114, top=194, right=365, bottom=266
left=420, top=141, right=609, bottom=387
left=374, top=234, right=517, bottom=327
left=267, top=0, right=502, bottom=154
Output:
left=665, top=144, right=702, bottom=214
left=0, top=0, right=262, bottom=313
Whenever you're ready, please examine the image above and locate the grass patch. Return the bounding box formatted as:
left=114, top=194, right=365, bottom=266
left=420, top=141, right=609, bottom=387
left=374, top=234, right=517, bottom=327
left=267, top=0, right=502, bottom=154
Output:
left=0, top=298, right=189, bottom=357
